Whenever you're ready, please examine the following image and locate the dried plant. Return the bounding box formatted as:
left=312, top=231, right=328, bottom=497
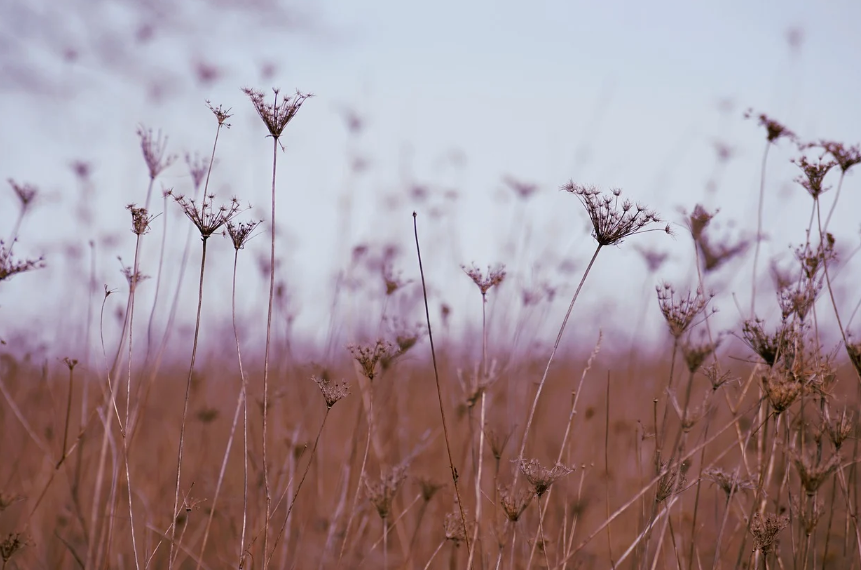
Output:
left=823, top=407, right=854, bottom=450
left=170, top=192, right=242, bottom=240
left=498, top=483, right=534, bottom=522
left=312, top=375, right=349, bottom=409
left=788, top=447, right=841, bottom=495
left=681, top=337, right=719, bottom=373
left=818, top=140, right=861, bottom=173
left=761, top=368, right=801, bottom=414
left=0, top=240, right=44, bottom=282
left=206, top=101, right=233, bottom=127
left=703, top=467, right=755, bottom=499
left=504, top=175, right=539, bottom=200
left=137, top=125, right=176, bottom=180
left=0, top=492, right=24, bottom=513
left=745, top=111, right=795, bottom=144
left=791, top=497, right=825, bottom=536
left=701, top=363, right=737, bottom=391
left=793, top=155, right=837, bottom=199
left=563, top=183, right=668, bottom=246
left=749, top=512, right=789, bottom=554
left=224, top=220, right=262, bottom=251
left=348, top=340, right=399, bottom=381
left=8, top=179, right=37, bottom=212
left=634, top=245, right=669, bottom=273
left=741, top=319, right=793, bottom=367
left=655, top=461, right=687, bottom=503
left=667, top=388, right=711, bottom=431
left=416, top=477, right=444, bottom=502
left=185, top=152, right=209, bottom=191
left=656, top=284, right=713, bottom=339
left=462, top=263, right=507, bottom=296
left=127, top=204, right=155, bottom=236
left=516, top=459, right=574, bottom=497
left=119, top=258, right=149, bottom=290
left=243, top=87, right=311, bottom=141
left=364, top=464, right=408, bottom=520
left=444, top=505, right=473, bottom=545
left=0, top=532, right=30, bottom=565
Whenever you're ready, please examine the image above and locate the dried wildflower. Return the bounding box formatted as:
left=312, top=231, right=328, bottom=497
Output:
left=701, top=363, right=737, bottom=392
left=415, top=477, right=444, bottom=502
left=791, top=497, right=824, bottom=536
left=655, top=461, right=687, bottom=503
left=8, top=179, right=37, bottom=212
left=761, top=368, right=801, bottom=414
left=749, top=512, right=789, bottom=554
left=504, top=175, right=539, bottom=200
left=681, top=337, right=719, bottom=373
left=312, top=375, right=349, bottom=409
left=667, top=389, right=711, bottom=432
left=243, top=87, right=311, bottom=140
left=0, top=492, right=24, bottom=512
left=741, top=319, right=792, bottom=367
left=795, top=237, right=835, bottom=281
left=185, top=152, right=209, bottom=191
left=348, top=340, right=399, bottom=381
left=818, top=140, right=861, bottom=173
left=687, top=204, right=716, bottom=243
left=462, top=263, right=506, bottom=296
left=137, top=126, right=176, bottom=179
left=824, top=407, right=854, bottom=450
left=563, top=183, right=667, bottom=246
left=656, top=284, right=713, bottom=339
left=704, top=468, right=755, bottom=498
left=382, top=264, right=409, bottom=295
left=498, top=483, right=534, bottom=522
left=170, top=192, right=241, bottom=240
left=0, top=532, right=30, bottom=564
left=777, top=279, right=819, bottom=322
left=634, top=246, right=668, bottom=273
left=224, top=220, right=262, bottom=251
left=444, top=505, right=473, bottom=545
left=196, top=407, right=219, bottom=423
left=517, top=459, right=574, bottom=497
left=206, top=101, right=232, bottom=127
left=127, top=204, right=155, bottom=235
left=118, top=257, right=149, bottom=290
left=698, top=236, right=750, bottom=273
left=0, top=240, right=44, bottom=282
left=363, top=464, right=408, bottom=520
left=745, top=111, right=795, bottom=144
left=788, top=447, right=841, bottom=495
left=484, top=424, right=515, bottom=462
left=457, top=359, right=501, bottom=408
left=793, top=155, right=837, bottom=198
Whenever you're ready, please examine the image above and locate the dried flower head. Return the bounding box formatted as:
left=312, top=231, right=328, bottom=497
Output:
left=224, top=220, right=262, bottom=251
left=243, top=87, right=311, bottom=140
left=793, top=155, right=837, bottom=198
left=681, top=337, right=719, bottom=373
left=0, top=492, right=25, bottom=512
left=564, top=183, right=667, bottom=246
left=0, top=240, right=44, bottom=282
left=206, top=101, right=233, bottom=127
left=824, top=407, right=854, bottom=450
left=791, top=497, right=824, bottom=536
left=363, top=464, right=408, bottom=520
left=761, top=368, right=801, bottom=414
left=443, top=505, right=473, bottom=545
left=170, top=192, right=242, bottom=240
left=777, top=279, right=820, bottom=322
left=127, top=204, right=155, bottom=235
left=498, top=483, right=534, bottom=522
left=0, top=532, right=30, bottom=564
left=655, top=461, right=687, bottom=503
left=745, top=111, right=795, bottom=143
left=457, top=359, right=501, bottom=408
left=667, top=389, right=712, bottom=432
left=8, top=179, right=37, bottom=212
left=382, top=264, right=410, bottom=295
left=312, top=375, right=349, bottom=409
left=701, top=363, right=737, bottom=392
left=415, top=477, right=444, bottom=502
left=504, top=175, right=539, bottom=200
left=634, top=246, right=669, bottom=273
left=788, top=447, right=841, bottom=495
left=656, top=284, right=713, bottom=339
left=749, top=512, right=789, bottom=554
left=348, top=339, right=399, bottom=381
left=517, top=458, right=574, bottom=497
left=196, top=407, right=219, bottom=423
left=185, top=152, right=209, bottom=191
left=137, top=125, right=176, bottom=179
left=817, top=140, right=861, bottom=173
left=794, top=237, right=835, bottom=281
left=462, top=263, right=507, bottom=296
left=484, top=424, right=515, bottom=462
left=118, top=257, right=149, bottom=290
left=704, top=467, right=755, bottom=498
left=741, top=319, right=793, bottom=367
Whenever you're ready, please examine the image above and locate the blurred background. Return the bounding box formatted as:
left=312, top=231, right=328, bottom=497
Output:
left=1, top=0, right=860, bottom=357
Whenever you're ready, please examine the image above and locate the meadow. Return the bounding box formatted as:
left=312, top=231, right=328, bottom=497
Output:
left=1, top=91, right=860, bottom=570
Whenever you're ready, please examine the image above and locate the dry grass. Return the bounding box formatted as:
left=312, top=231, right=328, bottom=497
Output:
left=0, top=96, right=860, bottom=570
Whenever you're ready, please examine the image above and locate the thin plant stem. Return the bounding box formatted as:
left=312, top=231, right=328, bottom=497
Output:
left=822, top=170, right=846, bottom=233
left=169, top=237, right=209, bottom=569
left=262, top=136, right=278, bottom=566
left=751, top=141, right=771, bottom=317
left=516, top=244, right=602, bottom=480
left=412, top=211, right=471, bottom=554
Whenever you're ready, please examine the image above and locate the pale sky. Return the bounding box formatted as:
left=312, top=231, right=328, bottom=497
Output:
left=1, top=0, right=860, bottom=356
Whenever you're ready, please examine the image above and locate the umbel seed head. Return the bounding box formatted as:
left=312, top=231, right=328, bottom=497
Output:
left=563, top=183, right=667, bottom=246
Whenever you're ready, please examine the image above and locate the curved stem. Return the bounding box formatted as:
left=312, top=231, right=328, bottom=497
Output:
left=751, top=141, right=771, bottom=317
left=169, top=237, right=209, bottom=569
